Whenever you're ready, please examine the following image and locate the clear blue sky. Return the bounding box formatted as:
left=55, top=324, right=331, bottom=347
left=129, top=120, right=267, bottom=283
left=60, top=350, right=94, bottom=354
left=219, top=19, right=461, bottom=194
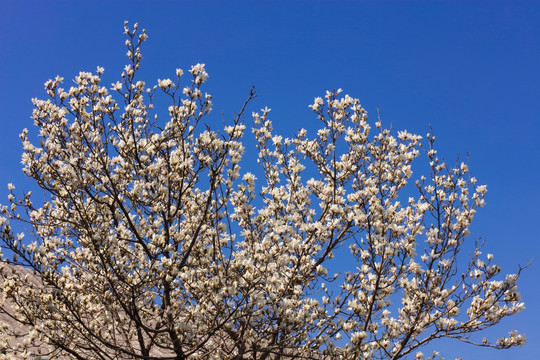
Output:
left=1, top=1, right=538, bottom=359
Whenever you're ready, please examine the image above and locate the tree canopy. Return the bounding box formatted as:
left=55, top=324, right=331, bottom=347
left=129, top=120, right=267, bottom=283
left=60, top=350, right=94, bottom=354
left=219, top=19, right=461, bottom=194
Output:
left=0, top=22, right=526, bottom=360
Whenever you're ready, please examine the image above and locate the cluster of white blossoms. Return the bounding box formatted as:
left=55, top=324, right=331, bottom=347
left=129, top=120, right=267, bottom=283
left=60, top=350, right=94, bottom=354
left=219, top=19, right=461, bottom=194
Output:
left=0, top=23, right=527, bottom=360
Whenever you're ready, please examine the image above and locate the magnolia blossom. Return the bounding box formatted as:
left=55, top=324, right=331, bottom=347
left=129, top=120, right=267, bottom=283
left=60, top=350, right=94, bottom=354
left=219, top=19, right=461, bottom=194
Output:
left=0, top=22, right=527, bottom=360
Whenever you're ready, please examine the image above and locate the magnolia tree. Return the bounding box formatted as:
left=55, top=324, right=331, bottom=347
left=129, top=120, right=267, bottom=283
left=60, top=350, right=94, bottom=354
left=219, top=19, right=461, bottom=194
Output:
left=0, top=23, right=527, bottom=360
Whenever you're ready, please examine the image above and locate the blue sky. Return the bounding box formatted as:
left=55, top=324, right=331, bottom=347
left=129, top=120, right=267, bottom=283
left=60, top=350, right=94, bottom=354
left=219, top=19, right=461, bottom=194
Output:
left=1, top=1, right=539, bottom=359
